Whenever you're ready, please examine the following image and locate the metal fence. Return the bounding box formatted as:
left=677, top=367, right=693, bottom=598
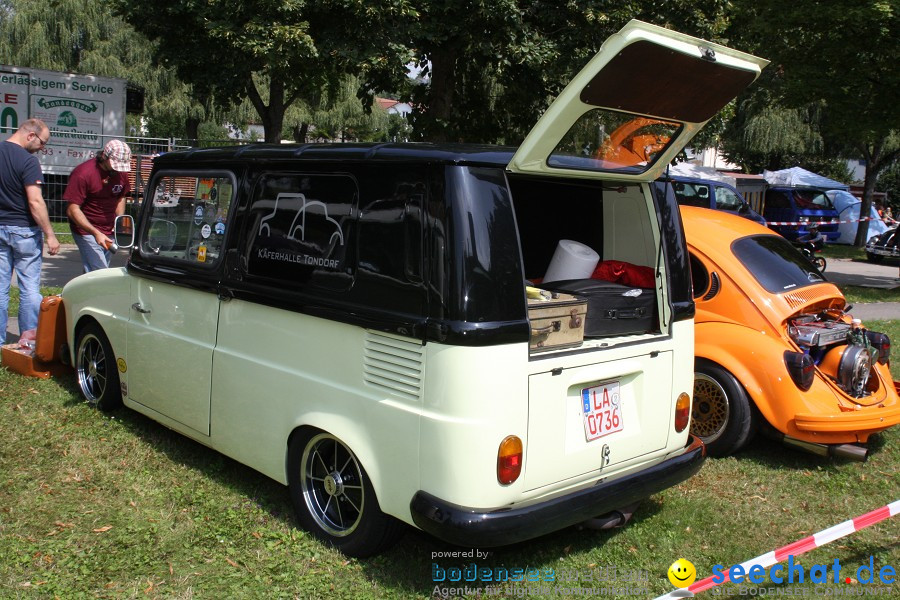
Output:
left=42, top=134, right=247, bottom=223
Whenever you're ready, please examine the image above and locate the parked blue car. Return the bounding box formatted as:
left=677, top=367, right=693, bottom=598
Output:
left=664, top=174, right=767, bottom=225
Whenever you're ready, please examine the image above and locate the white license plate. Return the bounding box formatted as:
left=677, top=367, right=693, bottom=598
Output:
left=581, top=381, right=623, bottom=442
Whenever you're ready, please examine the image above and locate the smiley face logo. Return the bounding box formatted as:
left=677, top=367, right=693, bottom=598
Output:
left=667, top=558, right=697, bottom=588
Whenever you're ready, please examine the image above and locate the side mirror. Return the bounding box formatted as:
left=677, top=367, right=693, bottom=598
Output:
left=114, top=214, right=136, bottom=249
left=739, top=203, right=749, bottom=213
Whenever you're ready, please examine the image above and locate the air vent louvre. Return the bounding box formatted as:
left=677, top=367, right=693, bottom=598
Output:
left=702, top=272, right=720, bottom=301
left=363, top=332, right=423, bottom=400
left=782, top=284, right=841, bottom=309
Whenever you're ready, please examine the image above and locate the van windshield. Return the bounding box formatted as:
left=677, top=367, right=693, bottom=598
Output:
left=793, top=189, right=834, bottom=210
left=732, top=235, right=825, bottom=293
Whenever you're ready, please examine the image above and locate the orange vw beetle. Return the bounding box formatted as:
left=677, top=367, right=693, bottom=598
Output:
left=682, top=206, right=900, bottom=460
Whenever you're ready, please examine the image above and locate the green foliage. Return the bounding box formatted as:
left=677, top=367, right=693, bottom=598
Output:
left=0, top=0, right=216, bottom=141
left=384, top=1, right=733, bottom=143
left=877, top=160, right=900, bottom=211
left=723, top=0, right=900, bottom=244
left=117, top=0, right=416, bottom=143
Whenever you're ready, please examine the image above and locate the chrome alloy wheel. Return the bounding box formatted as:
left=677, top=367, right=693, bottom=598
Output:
left=76, top=332, right=110, bottom=405
left=300, top=433, right=365, bottom=537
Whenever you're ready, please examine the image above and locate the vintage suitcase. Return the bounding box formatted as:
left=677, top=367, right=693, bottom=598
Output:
left=35, top=295, right=67, bottom=363
left=1, top=344, right=69, bottom=379
left=527, top=291, right=587, bottom=352
left=545, top=279, right=655, bottom=337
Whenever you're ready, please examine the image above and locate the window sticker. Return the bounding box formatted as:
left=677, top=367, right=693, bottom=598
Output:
left=197, top=178, right=215, bottom=200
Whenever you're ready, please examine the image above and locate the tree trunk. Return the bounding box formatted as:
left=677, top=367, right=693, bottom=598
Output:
left=853, top=168, right=878, bottom=247
left=185, top=116, right=200, bottom=146
left=422, top=46, right=459, bottom=142
left=246, top=79, right=289, bottom=144
left=293, top=122, right=310, bottom=143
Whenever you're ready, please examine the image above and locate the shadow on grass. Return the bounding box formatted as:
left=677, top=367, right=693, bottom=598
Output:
left=360, top=497, right=666, bottom=593
left=55, top=371, right=297, bottom=531
left=54, top=371, right=660, bottom=595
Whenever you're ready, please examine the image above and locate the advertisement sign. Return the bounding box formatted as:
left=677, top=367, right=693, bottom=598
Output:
left=0, top=65, right=126, bottom=174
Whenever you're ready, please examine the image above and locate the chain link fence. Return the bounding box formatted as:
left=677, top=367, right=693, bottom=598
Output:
left=43, top=134, right=247, bottom=223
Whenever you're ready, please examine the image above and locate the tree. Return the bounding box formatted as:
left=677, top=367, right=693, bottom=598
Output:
left=117, top=0, right=416, bottom=143
left=0, top=0, right=213, bottom=142
left=362, top=1, right=733, bottom=143
left=726, top=0, right=900, bottom=245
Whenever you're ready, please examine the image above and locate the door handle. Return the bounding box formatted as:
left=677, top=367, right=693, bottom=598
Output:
left=131, top=302, right=151, bottom=314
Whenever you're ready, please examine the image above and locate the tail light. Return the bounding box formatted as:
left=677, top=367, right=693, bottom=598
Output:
left=497, top=435, right=523, bottom=485
left=785, top=351, right=815, bottom=391
left=866, top=331, right=891, bottom=365
left=674, top=392, right=691, bottom=433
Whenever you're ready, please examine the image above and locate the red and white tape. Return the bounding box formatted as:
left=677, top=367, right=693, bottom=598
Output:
left=766, top=216, right=882, bottom=226
left=654, top=499, right=900, bottom=599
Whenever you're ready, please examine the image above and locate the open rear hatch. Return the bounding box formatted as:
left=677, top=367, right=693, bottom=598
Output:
left=513, top=20, right=767, bottom=490
left=509, top=20, right=768, bottom=182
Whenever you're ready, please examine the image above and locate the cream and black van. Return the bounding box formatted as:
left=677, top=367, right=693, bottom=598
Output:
left=61, top=21, right=766, bottom=556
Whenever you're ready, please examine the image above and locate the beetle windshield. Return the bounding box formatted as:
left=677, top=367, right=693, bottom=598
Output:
left=732, top=235, right=826, bottom=293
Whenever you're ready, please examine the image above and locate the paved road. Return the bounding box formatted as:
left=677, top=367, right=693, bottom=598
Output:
left=3, top=247, right=898, bottom=340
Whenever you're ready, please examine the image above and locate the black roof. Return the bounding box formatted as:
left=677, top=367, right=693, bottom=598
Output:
left=152, top=142, right=517, bottom=168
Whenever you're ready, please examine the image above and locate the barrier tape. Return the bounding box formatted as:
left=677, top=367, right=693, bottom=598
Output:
left=766, top=216, right=884, bottom=226
left=653, top=499, right=900, bottom=599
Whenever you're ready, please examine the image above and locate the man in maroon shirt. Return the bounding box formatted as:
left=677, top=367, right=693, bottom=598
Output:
left=64, top=139, right=132, bottom=271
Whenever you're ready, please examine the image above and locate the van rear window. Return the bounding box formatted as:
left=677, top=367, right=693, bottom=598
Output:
left=548, top=110, right=682, bottom=175
left=793, top=190, right=834, bottom=210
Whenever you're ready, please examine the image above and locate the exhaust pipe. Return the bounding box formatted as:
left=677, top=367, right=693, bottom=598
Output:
left=781, top=435, right=868, bottom=462
left=580, top=502, right=640, bottom=531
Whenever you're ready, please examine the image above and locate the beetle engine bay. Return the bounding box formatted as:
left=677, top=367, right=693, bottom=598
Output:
left=787, top=312, right=890, bottom=398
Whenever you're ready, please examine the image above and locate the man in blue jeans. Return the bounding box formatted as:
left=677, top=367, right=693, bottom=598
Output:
left=0, top=119, right=61, bottom=344
left=64, top=139, right=132, bottom=272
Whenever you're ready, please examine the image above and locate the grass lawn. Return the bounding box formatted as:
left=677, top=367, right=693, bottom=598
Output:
left=0, top=368, right=897, bottom=599
left=1, top=291, right=898, bottom=598
left=821, top=244, right=867, bottom=261
left=51, top=222, right=74, bottom=245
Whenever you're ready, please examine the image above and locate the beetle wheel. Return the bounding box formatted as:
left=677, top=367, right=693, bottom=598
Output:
left=691, top=361, right=756, bottom=456
left=75, top=322, right=122, bottom=411
left=692, top=373, right=730, bottom=442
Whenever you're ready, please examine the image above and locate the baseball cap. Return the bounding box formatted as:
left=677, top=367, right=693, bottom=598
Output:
left=103, top=139, right=132, bottom=172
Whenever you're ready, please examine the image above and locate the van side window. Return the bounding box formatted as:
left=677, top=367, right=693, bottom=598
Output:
left=242, top=174, right=357, bottom=291
left=142, top=173, right=235, bottom=267
left=354, top=169, right=426, bottom=314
